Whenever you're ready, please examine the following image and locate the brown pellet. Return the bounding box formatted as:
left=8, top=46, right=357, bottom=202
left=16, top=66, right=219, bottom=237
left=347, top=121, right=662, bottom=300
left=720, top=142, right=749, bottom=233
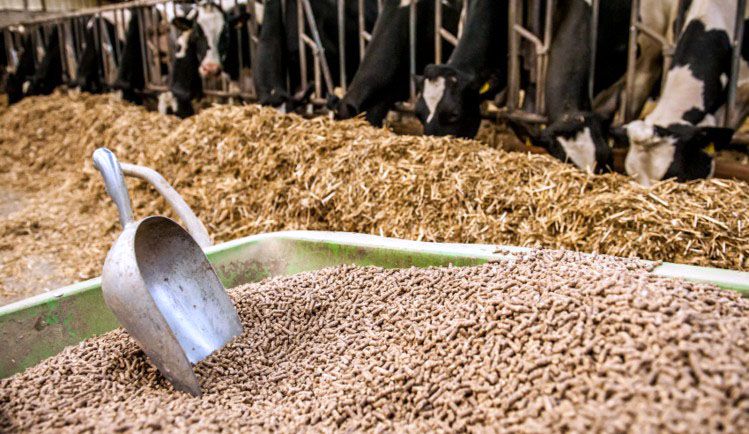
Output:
left=2, top=249, right=749, bottom=433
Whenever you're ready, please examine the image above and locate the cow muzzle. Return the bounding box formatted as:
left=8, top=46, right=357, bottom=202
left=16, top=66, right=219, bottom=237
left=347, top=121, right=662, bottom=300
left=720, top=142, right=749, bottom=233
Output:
left=199, top=61, right=221, bottom=77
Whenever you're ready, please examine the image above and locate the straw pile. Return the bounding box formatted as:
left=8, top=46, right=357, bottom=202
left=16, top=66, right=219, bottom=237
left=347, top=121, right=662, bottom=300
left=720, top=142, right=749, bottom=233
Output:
left=3, top=250, right=749, bottom=432
left=0, top=92, right=748, bottom=303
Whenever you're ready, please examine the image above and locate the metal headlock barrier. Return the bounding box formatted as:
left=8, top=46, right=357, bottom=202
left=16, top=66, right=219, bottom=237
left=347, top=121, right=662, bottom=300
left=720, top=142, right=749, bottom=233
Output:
left=1, top=0, right=747, bottom=131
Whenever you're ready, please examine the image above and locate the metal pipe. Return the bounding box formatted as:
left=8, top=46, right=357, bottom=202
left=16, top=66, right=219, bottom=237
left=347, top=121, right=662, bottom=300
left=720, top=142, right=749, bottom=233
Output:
left=409, top=0, right=417, bottom=100
left=439, top=29, right=458, bottom=46
left=588, top=0, right=599, bottom=104
left=56, top=21, right=68, bottom=83
left=435, top=0, right=442, bottom=64
left=137, top=8, right=152, bottom=90
left=300, top=0, right=334, bottom=95
left=358, top=0, right=366, bottom=61
left=99, top=14, right=114, bottom=85
left=297, top=0, right=308, bottom=93
left=337, top=0, right=346, bottom=90
left=538, top=0, right=553, bottom=115
left=12, top=0, right=187, bottom=26
left=725, top=0, right=747, bottom=127
left=623, top=0, right=640, bottom=122
left=507, top=0, right=520, bottom=111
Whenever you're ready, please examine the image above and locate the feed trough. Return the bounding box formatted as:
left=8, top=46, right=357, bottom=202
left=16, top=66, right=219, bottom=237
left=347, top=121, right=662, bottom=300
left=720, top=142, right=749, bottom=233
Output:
left=2, top=230, right=748, bottom=379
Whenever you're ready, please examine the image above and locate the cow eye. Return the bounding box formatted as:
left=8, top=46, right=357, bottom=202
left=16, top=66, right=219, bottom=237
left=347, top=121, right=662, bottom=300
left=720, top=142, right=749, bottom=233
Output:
left=449, top=76, right=458, bottom=84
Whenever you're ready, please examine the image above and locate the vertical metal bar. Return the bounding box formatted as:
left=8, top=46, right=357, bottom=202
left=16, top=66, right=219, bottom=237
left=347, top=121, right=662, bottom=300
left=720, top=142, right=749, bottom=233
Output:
left=151, top=6, right=162, bottom=86
left=57, top=21, right=68, bottom=83
left=337, top=0, right=346, bottom=90
left=358, top=0, right=366, bottom=61
left=301, top=0, right=334, bottom=94
left=725, top=0, right=747, bottom=127
left=588, top=0, right=599, bottom=104
left=314, top=45, right=322, bottom=98
left=115, top=8, right=123, bottom=64
left=30, top=26, right=40, bottom=69
left=409, top=0, right=416, bottom=99
left=99, top=14, right=112, bottom=85
left=538, top=0, right=552, bottom=115
left=435, top=0, right=442, bottom=64
left=623, top=0, right=640, bottom=122
left=137, top=8, right=151, bottom=90
left=507, top=0, right=520, bottom=111
left=298, top=0, right=308, bottom=93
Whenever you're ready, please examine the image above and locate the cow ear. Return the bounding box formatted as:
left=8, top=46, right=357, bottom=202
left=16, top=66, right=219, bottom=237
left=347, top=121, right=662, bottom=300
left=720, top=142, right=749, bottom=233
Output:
left=609, top=125, right=630, bottom=147
left=699, top=126, right=734, bottom=152
left=412, top=75, right=424, bottom=93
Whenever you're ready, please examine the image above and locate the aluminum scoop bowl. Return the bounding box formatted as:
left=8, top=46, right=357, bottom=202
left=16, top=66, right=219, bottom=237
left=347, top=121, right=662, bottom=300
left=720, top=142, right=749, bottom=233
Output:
left=93, top=147, right=242, bottom=396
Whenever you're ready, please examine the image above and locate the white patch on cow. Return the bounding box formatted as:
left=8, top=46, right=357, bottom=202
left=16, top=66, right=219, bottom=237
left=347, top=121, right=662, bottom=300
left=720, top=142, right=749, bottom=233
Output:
left=582, top=0, right=592, bottom=6
left=99, top=10, right=132, bottom=42
left=556, top=127, right=597, bottom=174
left=682, top=0, right=735, bottom=35
left=720, top=73, right=729, bottom=88
left=646, top=65, right=705, bottom=126
left=22, top=81, right=30, bottom=94
left=196, top=3, right=226, bottom=69
left=698, top=113, right=717, bottom=127
left=175, top=29, right=192, bottom=58
left=255, top=1, right=264, bottom=25
left=423, top=77, right=446, bottom=124
left=399, top=0, right=421, bottom=8
left=623, top=120, right=677, bottom=186
left=158, top=91, right=178, bottom=114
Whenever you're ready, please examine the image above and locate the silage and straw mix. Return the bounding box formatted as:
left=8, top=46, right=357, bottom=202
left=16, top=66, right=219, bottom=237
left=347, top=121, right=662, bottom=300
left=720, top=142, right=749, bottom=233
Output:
left=2, top=250, right=749, bottom=432
left=0, top=92, right=748, bottom=304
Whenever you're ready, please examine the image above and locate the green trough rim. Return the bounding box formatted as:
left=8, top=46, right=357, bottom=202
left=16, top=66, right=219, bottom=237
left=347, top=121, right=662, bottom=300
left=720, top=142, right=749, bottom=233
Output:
left=1, top=230, right=748, bottom=378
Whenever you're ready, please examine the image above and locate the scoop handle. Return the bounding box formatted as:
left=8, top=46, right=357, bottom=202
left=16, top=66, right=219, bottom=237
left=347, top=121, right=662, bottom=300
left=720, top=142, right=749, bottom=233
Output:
left=93, top=147, right=135, bottom=228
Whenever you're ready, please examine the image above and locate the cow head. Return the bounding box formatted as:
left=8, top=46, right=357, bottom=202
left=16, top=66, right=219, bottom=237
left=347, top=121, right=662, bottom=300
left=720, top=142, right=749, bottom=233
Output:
left=171, top=1, right=229, bottom=78
left=413, top=64, right=499, bottom=138
left=166, top=16, right=204, bottom=117
left=513, top=112, right=613, bottom=174
left=614, top=120, right=734, bottom=186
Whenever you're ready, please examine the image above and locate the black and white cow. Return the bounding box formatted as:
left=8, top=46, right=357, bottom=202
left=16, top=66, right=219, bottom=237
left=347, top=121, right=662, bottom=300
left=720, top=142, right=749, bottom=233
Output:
left=255, top=0, right=378, bottom=112
left=333, top=0, right=461, bottom=126
left=617, top=0, right=749, bottom=185
left=511, top=0, right=633, bottom=173
left=73, top=13, right=127, bottom=94
left=412, top=0, right=506, bottom=138
left=4, top=28, right=35, bottom=104
left=158, top=0, right=258, bottom=117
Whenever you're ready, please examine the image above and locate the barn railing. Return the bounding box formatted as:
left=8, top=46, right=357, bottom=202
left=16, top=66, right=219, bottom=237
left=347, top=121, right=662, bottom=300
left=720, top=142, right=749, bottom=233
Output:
left=2, top=0, right=748, bottom=137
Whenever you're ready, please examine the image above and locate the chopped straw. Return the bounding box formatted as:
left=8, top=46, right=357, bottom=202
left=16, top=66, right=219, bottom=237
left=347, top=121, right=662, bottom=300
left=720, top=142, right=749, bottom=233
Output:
left=0, top=92, right=747, bottom=304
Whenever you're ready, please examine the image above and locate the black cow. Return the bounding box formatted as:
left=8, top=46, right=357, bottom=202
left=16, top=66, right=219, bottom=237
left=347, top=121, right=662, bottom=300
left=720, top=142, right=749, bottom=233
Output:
left=413, top=0, right=507, bottom=138
left=333, top=0, right=461, bottom=127
left=509, top=0, right=639, bottom=174
left=74, top=16, right=118, bottom=94
left=4, top=30, right=36, bottom=104
left=25, top=26, right=63, bottom=97
left=113, top=9, right=146, bottom=105
left=617, top=0, right=748, bottom=185
left=254, top=0, right=378, bottom=111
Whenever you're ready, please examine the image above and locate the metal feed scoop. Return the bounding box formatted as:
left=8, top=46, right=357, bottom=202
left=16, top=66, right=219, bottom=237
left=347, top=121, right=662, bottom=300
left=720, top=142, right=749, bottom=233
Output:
left=92, top=147, right=242, bottom=396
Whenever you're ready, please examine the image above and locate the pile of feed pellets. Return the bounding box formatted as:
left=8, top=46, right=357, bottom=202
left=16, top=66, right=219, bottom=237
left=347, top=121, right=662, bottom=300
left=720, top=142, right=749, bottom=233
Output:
left=2, top=249, right=748, bottom=432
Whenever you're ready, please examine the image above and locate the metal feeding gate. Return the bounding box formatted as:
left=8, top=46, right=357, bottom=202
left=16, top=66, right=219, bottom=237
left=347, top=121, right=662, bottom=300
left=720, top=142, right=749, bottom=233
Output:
left=1, top=0, right=747, bottom=129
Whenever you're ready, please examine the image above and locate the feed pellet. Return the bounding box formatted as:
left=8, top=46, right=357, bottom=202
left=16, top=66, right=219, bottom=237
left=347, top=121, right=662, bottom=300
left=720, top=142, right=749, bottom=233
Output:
left=2, top=249, right=749, bottom=432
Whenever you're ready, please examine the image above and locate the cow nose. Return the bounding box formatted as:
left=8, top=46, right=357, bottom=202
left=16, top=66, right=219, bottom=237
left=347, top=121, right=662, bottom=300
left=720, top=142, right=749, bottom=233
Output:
left=199, top=62, right=221, bottom=77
